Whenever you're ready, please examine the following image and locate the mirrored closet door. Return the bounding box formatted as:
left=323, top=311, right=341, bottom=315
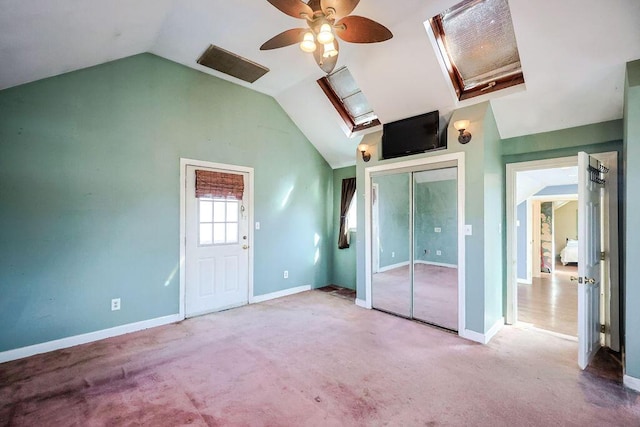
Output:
left=371, top=166, right=459, bottom=331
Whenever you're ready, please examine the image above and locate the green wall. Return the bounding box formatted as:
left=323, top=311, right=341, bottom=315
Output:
left=0, top=54, right=333, bottom=352
left=482, top=106, right=504, bottom=331
left=624, top=59, right=640, bottom=379
left=331, top=166, right=357, bottom=289
left=414, top=179, right=458, bottom=266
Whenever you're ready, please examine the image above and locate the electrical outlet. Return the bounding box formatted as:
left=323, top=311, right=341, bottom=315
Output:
left=436, top=250, right=442, bottom=256
left=283, top=270, right=288, bottom=279
left=392, top=252, right=395, bottom=258
left=111, top=298, right=121, bottom=311
left=434, top=227, right=442, bottom=233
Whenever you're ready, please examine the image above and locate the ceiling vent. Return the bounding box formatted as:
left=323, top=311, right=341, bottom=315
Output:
left=197, top=45, right=269, bottom=83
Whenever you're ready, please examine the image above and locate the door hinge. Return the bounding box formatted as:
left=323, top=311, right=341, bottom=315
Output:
left=600, top=324, right=606, bottom=334
left=600, top=251, right=606, bottom=261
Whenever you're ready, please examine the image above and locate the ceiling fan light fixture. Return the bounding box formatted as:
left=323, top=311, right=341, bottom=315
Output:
left=317, top=23, right=335, bottom=44
left=300, top=32, right=317, bottom=53
left=322, top=41, right=338, bottom=58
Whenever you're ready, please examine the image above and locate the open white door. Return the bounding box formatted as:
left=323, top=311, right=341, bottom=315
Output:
left=577, top=152, right=603, bottom=369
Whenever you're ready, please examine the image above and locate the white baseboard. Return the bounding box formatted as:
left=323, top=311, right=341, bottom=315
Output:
left=460, top=329, right=485, bottom=344
left=624, top=374, right=640, bottom=392
left=414, top=260, right=457, bottom=268
left=378, top=261, right=410, bottom=273
left=0, top=313, right=182, bottom=364
left=250, top=285, right=311, bottom=304
left=355, top=298, right=370, bottom=309
left=485, top=317, right=505, bottom=343
left=460, top=317, right=504, bottom=345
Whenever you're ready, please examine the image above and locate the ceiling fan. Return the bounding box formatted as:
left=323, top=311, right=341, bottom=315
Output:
left=260, top=0, right=393, bottom=74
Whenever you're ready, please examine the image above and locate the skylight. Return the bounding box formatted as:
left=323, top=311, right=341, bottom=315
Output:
left=317, top=66, right=380, bottom=135
left=429, top=0, right=525, bottom=101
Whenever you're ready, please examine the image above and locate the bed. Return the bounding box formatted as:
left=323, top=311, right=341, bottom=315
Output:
left=560, top=239, right=578, bottom=265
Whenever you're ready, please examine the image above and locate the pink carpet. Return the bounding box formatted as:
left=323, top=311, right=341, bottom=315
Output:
left=1, top=290, right=638, bottom=426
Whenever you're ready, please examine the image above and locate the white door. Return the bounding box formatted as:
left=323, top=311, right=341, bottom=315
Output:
left=185, top=165, right=250, bottom=317
left=577, top=152, right=602, bottom=369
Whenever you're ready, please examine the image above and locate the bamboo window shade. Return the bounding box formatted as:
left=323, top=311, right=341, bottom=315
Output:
left=195, top=170, right=244, bottom=199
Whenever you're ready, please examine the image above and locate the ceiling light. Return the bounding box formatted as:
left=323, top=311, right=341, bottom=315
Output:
left=300, top=32, right=316, bottom=53
left=317, top=23, right=335, bottom=44
left=454, top=120, right=472, bottom=144
left=323, top=41, right=338, bottom=58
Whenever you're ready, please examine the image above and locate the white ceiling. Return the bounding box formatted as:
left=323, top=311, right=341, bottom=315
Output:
left=1, top=0, right=639, bottom=168
left=516, top=166, right=577, bottom=204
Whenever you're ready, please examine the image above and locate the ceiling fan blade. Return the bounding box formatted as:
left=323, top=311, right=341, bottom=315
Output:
left=335, top=16, right=393, bottom=43
left=320, top=0, right=360, bottom=20
left=313, top=38, right=339, bottom=74
left=266, top=0, right=314, bottom=19
left=260, top=28, right=306, bottom=50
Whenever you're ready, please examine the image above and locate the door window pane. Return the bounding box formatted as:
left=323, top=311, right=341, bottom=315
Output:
left=213, top=201, right=226, bottom=222
left=226, top=201, right=239, bottom=222
left=200, top=200, right=213, bottom=222
left=199, top=223, right=213, bottom=245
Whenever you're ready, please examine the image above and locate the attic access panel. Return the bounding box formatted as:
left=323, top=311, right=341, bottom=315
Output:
left=197, top=45, right=269, bottom=83
left=430, top=0, right=525, bottom=100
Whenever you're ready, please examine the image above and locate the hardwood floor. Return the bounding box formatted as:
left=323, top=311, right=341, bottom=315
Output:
left=518, top=261, right=578, bottom=337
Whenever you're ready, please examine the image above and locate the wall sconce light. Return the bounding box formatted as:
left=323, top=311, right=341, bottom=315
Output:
left=454, top=120, right=472, bottom=144
left=358, top=143, right=371, bottom=162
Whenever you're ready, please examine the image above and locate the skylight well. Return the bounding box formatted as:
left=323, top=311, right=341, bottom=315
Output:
left=429, top=0, right=525, bottom=101
left=318, top=66, right=380, bottom=135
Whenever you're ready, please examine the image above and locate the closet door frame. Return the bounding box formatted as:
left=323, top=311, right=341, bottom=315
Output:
left=364, top=152, right=466, bottom=336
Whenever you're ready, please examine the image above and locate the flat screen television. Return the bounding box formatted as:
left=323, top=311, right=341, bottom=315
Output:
left=381, top=111, right=442, bottom=159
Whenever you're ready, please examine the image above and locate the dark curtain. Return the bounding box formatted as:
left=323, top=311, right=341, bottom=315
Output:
left=338, top=177, right=356, bottom=249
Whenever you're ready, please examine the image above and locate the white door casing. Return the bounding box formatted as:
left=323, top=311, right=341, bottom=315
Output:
left=577, top=152, right=602, bottom=369
left=183, top=162, right=252, bottom=318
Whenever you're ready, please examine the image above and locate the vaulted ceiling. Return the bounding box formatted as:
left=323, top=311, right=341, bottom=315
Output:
left=1, top=0, right=639, bottom=168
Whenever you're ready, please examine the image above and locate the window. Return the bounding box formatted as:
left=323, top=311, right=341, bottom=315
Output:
left=199, top=197, right=240, bottom=245
left=429, top=0, right=525, bottom=101
left=347, top=191, right=357, bottom=231
left=318, top=66, right=380, bottom=135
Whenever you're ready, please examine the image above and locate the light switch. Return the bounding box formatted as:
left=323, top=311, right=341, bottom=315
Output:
left=465, top=225, right=473, bottom=236
left=255, top=222, right=261, bottom=230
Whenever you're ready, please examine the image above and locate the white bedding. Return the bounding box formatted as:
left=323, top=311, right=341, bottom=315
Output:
left=560, top=239, right=578, bottom=265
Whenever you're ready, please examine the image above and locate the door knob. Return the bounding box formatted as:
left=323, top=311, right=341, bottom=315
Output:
left=585, top=277, right=596, bottom=284
left=242, top=245, right=249, bottom=250
left=570, top=276, right=579, bottom=282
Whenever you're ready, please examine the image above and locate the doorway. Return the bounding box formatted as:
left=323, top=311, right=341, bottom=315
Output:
left=180, top=159, right=254, bottom=318
left=364, top=153, right=466, bottom=334
left=519, top=192, right=580, bottom=337
left=506, top=152, right=619, bottom=368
